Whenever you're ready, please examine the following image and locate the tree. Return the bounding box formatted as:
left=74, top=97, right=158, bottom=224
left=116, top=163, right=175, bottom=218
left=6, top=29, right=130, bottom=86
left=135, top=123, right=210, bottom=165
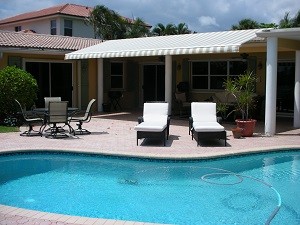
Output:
left=86, top=5, right=127, bottom=40
left=175, top=23, right=191, bottom=34
left=293, top=10, right=300, bottom=27
left=0, top=66, right=38, bottom=123
left=124, top=17, right=150, bottom=38
left=279, top=12, right=294, bottom=28
left=152, top=22, right=192, bottom=36
left=259, top=23, right=278, bottom=29
left=152, top=23, right=176, bottom=36
left=279, top=10, right=300, bottom=28
left=231, top=18, right=260, bottom=30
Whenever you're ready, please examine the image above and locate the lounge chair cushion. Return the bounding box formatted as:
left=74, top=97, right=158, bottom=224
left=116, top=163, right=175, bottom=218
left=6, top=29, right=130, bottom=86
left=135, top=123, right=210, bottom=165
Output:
left=134, top=121, right=167, bottom=132
left=193, top=122, right=225, bottom=132
left=143, top=103, right=168, bottom=117
left=191, top=102, right=217, bottom=122
left=143, top=115, right=168, bottom=123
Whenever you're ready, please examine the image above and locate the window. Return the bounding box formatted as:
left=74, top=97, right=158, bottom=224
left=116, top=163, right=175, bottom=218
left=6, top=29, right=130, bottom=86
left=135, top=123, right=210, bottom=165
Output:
left=191, top=60, right=248, bottom=90
left=111, top=62, right=124, bottom=89
left=14, top=26, right=21, bottom=32
left=64, top=20, right=72, bottom=36
left=50, top=20, right=56, bottom=35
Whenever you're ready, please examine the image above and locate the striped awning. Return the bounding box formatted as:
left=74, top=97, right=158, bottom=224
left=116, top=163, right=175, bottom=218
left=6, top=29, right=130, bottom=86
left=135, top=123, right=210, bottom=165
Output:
left=65, top=29, right=263, bottom=60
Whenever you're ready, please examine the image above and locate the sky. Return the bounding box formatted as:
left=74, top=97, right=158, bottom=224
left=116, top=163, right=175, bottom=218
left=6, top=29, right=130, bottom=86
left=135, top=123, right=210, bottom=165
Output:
left=0, top=0, right=299, bottom=33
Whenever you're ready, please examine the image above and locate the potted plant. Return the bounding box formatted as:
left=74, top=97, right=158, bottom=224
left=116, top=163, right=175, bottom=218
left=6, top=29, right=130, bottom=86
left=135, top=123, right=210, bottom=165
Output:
left=223, top=71, right=257, bottom=137
left=231, top=127, right=243, bottom=139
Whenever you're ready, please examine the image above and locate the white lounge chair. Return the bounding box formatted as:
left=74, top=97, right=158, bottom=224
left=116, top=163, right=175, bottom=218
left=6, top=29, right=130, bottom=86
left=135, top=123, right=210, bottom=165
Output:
left=134, top=102, right=170, bottom=146
left=189, top=102, right=226, bottom=146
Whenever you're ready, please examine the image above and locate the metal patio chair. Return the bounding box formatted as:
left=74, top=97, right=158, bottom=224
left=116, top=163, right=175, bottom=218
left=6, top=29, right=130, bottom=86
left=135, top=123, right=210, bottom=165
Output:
left=15, top=99, right=44, bottom=136
left=68, top=99, right=96, bottom=135
left=42, top=101, right=74, bottom=138
left=44, top=97, right=61, bottom=108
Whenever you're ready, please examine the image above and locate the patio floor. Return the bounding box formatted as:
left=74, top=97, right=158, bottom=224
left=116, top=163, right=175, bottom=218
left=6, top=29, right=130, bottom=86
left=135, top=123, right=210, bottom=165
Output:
left=1, top=110, right=300, bottom=225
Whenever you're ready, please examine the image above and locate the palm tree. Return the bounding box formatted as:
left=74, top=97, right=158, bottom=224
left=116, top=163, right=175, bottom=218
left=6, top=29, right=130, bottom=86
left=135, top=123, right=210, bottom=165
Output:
left=175, top=23, right=191, bottom=34
left=124, top=17, right=150, bottom=38
left=231, top=18, right=260, bottom=30
left=279, top=12, right=294, bottom=28
left=86, top=5, right=126, bottom=40
left=292, top=10, right=300, bottom=27
left=152, top=23, right=176, bottom=36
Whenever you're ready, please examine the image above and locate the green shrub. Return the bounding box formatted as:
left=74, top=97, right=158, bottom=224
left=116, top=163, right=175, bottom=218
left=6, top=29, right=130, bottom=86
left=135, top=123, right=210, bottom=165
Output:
left=0, top=66, right=38, bottom=124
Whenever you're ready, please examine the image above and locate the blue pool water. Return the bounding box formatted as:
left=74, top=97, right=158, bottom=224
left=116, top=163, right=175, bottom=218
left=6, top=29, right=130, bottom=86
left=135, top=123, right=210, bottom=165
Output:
left=0, top=150, right=299, bottom=225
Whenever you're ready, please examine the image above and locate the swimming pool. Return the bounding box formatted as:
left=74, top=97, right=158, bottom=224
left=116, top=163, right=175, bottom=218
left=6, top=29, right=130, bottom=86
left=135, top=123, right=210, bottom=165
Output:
left=0, top=150, right=299, bottom=225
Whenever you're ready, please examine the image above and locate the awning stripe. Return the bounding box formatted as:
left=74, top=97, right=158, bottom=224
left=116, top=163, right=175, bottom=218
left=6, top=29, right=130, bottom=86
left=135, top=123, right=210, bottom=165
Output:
left=65, top=29, right=262, bottom=60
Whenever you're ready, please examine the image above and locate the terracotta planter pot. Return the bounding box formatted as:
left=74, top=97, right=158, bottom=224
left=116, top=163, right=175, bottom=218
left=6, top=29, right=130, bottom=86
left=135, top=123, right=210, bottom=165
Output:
left=231, top=127, right=243, bottom=139
left=235, top=119, right=257, bottom=137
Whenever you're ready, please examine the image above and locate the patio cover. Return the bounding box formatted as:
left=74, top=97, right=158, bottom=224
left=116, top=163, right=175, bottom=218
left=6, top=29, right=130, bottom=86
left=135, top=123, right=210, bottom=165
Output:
left=65, top=29, right=263, bottom=59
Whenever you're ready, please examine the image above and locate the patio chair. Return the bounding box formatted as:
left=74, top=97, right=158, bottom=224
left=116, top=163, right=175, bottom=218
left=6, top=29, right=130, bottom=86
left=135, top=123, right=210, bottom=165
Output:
left=15, top=99, right=44, bottom=136
left=44, top=97, right=61, bottom=108
left=69, top=99, right=96, bottom=135
left=189, top=102, right=226, bottom=146
left=134, top=102, right=170, bottom=146
left=42, top=101, right=74, bottom=138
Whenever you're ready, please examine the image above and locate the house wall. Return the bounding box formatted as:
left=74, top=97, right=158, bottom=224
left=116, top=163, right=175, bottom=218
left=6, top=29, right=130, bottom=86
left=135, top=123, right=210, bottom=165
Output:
left=0, top=17, right=53, bottom=34
left=0, top=52, right=82, bottom=108
left=83, top=50, right=296, bottom=113
left=0, top=15, right=95, bottom=38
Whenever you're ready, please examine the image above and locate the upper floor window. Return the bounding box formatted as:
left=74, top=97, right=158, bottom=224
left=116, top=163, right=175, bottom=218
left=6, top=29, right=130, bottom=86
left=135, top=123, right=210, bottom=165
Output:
left=111, top=62, right=124, bottom=89
left=14, top=26, right=21, bottom=32
left=191, top=60, right=248, bottom=90
left=50, top=20, right=56, bottom=35
left=64, top=19, right=73, bottom=36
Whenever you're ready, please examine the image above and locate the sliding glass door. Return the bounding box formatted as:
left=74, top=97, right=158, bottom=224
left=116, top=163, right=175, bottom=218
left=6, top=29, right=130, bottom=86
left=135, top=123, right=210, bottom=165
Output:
left=25, top=61, right=73, bottom=107
left=143, top=64, right=165, bottom=102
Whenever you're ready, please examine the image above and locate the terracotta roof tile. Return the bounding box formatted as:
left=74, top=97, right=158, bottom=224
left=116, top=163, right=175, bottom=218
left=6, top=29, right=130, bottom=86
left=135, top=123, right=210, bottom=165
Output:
left=0, top=30, right=102, bottom=51
left=0, top=4, right=92, bottom=25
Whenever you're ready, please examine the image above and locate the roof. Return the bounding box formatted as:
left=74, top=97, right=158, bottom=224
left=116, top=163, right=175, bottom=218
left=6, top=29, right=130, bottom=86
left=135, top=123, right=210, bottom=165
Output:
left=65, top=29, right=263, bottom=59
left=256, top=27, right=300, bottom=41
left=0, top=4, right=92, bottom=25
left=0, top=30, right=102, bottom=51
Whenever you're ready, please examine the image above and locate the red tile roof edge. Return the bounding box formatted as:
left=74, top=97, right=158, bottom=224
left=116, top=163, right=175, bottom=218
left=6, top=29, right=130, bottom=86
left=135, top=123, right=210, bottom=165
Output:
left=0, top=30, right=102, bottom=51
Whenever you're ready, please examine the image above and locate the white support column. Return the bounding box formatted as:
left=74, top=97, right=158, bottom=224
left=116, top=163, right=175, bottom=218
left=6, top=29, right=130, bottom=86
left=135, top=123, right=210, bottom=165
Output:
left=294, top=51, right=300, bottom=127
left=77, top=60, right=81, bottom=109
left=165, top=55, right=172, bottom=114
left=97, top=58, right=104, bottom=112
left=265, top=37, right=278, bottom=136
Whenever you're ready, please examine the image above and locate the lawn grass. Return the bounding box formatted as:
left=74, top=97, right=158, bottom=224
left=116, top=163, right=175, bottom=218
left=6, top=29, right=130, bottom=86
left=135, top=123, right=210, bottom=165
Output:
left=0, top=126, right=19, bottom=133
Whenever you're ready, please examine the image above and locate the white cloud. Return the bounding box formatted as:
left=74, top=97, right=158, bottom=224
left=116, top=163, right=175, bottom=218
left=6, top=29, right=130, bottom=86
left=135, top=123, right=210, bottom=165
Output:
left=198, top=16, right=219, bottom=27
